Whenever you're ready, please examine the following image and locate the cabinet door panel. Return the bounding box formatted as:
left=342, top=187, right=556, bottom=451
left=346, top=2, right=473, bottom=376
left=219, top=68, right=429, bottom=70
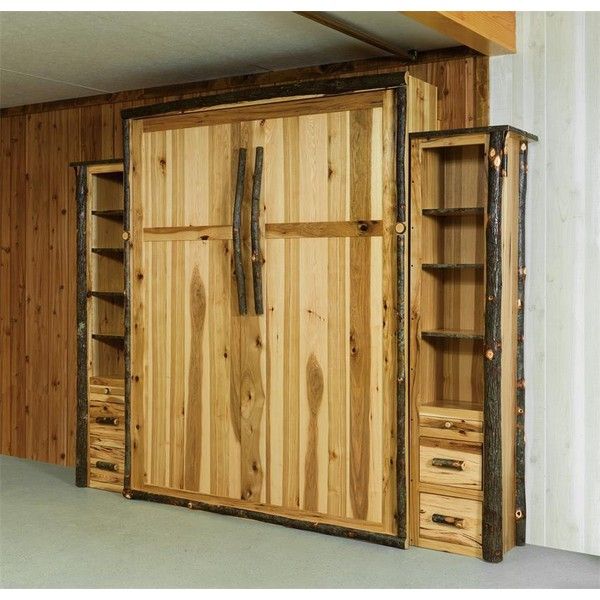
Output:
left=142, top=239, right=242, bottom=498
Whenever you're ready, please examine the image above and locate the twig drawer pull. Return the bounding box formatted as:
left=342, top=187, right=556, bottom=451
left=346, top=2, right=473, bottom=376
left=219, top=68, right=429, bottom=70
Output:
left=432, top=457, right=466, bottom=470
left=250, top=146, right=264, bottom=315
left=232, top=147, right=248, bottom=315
left=432, top=513, right=464, bottom=528
left=95, top=461, right=119, bottom=472
left=95, top=416, right=119, bottom=426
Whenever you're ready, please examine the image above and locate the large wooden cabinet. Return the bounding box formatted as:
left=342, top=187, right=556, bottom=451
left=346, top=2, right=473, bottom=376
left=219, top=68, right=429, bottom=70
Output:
left=74, top=159, right=126, bottom=492
left=409, top=127, right=536, bottom=561
left=120, top=74, right=436, bottom=547
left=75, top=72, right=535, bottom=562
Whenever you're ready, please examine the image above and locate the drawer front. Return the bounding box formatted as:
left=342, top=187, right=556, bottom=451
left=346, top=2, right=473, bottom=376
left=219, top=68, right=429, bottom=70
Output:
left=419, top=492, right=482, bottom=550
left=89, top=461, right=124, bottom=492
left=419, top=411, right=482, bottom=442
left=89, top=383, right=125, bottom=396
left=89, top=394, right=124, bottom=432
left=419, top=438, right=482, bottom=490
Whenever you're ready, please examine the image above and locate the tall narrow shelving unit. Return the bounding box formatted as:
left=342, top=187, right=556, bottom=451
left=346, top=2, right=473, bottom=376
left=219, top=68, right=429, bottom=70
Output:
left=75, top=159, right=126, bottom=492
left=409, top=127, right=536, bottom=562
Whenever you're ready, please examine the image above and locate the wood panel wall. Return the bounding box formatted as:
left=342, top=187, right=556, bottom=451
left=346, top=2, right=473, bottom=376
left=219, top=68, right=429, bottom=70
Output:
left=0, top=54, right=488, bottom=466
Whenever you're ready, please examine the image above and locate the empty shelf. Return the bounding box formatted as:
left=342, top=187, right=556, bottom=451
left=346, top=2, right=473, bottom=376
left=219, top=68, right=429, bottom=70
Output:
left=422, top=263, right=484, bottom=270
left=91, top=210, right=124, bottom=220
left=422, top=207, right=484, bottom=217
left=91, top=247, right=124, bottom=259
left=89, top=291, right=125, bottom=301
left=92, top=334, right=125, bottom=344
left=421, top=329, right=484, bottom=341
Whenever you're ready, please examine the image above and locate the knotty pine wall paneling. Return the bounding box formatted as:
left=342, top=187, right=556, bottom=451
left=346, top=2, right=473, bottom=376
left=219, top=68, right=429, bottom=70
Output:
left=0, top=55, right=488, bottom=466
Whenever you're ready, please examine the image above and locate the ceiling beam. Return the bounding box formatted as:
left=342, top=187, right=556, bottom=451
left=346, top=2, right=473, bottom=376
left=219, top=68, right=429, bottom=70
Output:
left=402, top=11, right=516, bottom=56
left=295, top=12, right=414, bottom=60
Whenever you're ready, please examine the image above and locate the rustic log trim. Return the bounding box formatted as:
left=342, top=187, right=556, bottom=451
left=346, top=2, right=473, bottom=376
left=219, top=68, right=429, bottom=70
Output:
left=123, top=119, right=132, bottom=491
left=250, top=146, right=264, bottom=315
left=96, top=461, right=119, bottom=472
left=123, top=488, right=406, bottom=549
left=95, top=416, right=119, bottom=426
left=233, top=148, right=248, bottom=315
left=69, top=158, right=124, bottom=167
left=122, top=72, right=407, bottom=120
left=422, top=207, right=484, bottom=217
left=75, top=164, right=89, bottom=488
left=410, top=125, right=537, bottom=142
left=482, top=129, right=507, bottom=563
left=515, top=140, right=528, bottom=546
left=432, top=458, right=466, bottom=471
left=395, top=85, right=408, bottom=544
left=432, top=513, right=465, bottom=528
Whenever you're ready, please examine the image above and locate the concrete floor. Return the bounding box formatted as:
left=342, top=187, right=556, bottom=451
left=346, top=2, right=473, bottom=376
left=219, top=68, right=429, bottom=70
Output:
left=0, top=456, right=598, bottom=588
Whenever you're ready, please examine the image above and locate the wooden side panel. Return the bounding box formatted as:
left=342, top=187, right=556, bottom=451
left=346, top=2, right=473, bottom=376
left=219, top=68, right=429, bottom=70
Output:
left=500, top=133, right=521, bottom=553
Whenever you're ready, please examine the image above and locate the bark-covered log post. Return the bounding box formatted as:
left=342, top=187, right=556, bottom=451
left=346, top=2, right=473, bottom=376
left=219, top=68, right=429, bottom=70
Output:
left=483, top=129, right=507, bottom=563
left=515, top=140, right=529, bottom=546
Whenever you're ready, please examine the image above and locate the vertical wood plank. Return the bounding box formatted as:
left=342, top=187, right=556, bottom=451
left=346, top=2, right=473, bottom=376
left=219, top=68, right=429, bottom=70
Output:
left=25, top=112, right=50, bottom=461
left=326, top=111, right=348, bottom=518
left=9, top=116, right=28, bottom=459
left=0, top=116, right=11, bottom=455
left=348, top=109, right=372, bottom=520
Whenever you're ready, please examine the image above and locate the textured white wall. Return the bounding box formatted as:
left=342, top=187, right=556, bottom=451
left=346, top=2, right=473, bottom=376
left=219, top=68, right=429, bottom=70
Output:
left=490, top=11, right=600, bottom=556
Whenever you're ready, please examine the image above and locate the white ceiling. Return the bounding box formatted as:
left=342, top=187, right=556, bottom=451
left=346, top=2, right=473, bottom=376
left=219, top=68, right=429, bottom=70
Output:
left=0, top=11, right=455, bottom=109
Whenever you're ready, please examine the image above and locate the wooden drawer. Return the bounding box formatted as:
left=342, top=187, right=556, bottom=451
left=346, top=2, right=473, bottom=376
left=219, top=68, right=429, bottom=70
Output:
left=420, top=437, right=482, bottom=490
left=88, top=394, right=124, bottom=433
left=89, top=377, right=125, bottom=397
left=89, top=459, right=124, bottom=492
left=89, top=431, right=124, bottom=492
left=419, top=407, right=482, bottom=442
left=419, top=492, right=482, bottom=552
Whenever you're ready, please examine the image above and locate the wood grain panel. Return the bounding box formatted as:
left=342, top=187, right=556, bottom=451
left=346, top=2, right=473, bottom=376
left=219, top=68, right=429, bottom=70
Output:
left=0, top=56, right=482, bottom=467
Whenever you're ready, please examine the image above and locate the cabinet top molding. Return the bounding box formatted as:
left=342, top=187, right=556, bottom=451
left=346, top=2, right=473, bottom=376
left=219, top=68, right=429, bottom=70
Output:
left=120, top=72, right=408, bottom=121
left=410, top=125, right=538, bottom=142
left=402, top=12, right=516, bottom=56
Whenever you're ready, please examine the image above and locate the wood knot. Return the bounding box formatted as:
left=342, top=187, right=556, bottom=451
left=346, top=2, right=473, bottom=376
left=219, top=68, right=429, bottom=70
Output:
left=520, top=142, right=527, bottom=152
left=515, top=509, right=524, bottom=519
left=489, top=148, right=496, bottom=158
left=357, top=221, right=369, bottom=233
left=485, top=349, right=495, bottom=360
left=516, top=379, right=526, bottom=390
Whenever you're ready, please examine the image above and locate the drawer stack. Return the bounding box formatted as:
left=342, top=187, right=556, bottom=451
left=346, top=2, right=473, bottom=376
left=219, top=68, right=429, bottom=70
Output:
left=415, top=406, right=484, bottom=557
left=88, top=377, right=125, bottom=492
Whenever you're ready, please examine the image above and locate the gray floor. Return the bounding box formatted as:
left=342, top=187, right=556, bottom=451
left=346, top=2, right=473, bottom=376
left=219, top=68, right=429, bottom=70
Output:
left=0, top=456, right=598, bottom=588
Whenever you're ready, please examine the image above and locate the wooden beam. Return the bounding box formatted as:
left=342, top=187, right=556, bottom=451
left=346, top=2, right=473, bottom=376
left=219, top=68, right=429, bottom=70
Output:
left=295, top=11, right=414, bottom=60
left=403, top=12, right=516, bottom=56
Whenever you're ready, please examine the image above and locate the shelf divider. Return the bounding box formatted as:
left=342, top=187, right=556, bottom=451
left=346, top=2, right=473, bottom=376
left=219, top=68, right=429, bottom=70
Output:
left=422, top=207, right=484, bottom=217
left=422, top=263, right=484, bottom=270
left=421, top=329, right=484, bottom=341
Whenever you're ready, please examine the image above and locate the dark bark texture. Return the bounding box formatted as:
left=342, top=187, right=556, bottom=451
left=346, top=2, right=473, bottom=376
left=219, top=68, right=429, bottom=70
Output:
left=122, top=73, right=407, bottom=120
left=482, top=130, right=507, bottom=563
left=123, top=119, right=132, bottom=491
left=395, top=85, right=407, bottom=544
left=250, top=146, right=264, bottom=315
left=123, top=488, right=407, bottom=549
left=75, top=165, right=89, bottom=488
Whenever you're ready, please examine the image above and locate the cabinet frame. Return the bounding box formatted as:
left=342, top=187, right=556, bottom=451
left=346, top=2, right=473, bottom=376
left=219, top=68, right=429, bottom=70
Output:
left=121, top=72, right=436, bottom=548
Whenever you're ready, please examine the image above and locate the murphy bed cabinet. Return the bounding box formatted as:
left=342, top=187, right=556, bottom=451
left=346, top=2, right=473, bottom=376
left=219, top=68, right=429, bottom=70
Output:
left=74, top=159, right=126, bottom=492
left=409, top=127, right=536, bottom=561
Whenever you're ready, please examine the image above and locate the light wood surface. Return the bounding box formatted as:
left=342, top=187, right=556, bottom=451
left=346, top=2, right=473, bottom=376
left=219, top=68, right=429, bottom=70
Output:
left=419, top=492, right=483, bottom=555
left=130, top=90, right=402, bottom=532
left=403, top=12, right=516, bottom=56
left=419, top=438, right=482, bottom=490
